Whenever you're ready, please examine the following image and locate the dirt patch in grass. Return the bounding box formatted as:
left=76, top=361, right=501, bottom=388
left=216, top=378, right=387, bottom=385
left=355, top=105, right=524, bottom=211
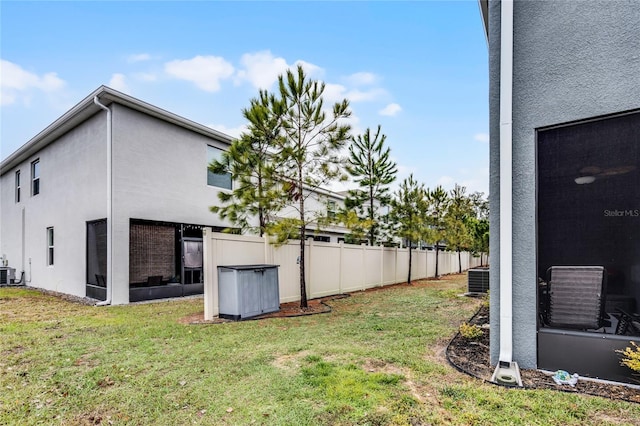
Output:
left=446, top=304, right=640, bottom=404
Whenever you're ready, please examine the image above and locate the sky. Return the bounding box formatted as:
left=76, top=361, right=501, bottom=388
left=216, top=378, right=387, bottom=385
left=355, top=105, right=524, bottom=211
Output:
left=1, top=0, right=489, bottom=195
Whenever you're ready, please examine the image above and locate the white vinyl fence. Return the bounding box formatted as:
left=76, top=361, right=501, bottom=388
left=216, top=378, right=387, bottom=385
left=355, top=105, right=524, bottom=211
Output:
left=203, top=230, right=485, bottom=319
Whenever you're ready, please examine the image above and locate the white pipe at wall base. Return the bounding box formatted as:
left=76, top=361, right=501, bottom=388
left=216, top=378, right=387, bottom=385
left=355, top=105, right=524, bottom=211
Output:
left=498, top=0, right=514, bottom=364
left=94, top=96, right=113, bottom=306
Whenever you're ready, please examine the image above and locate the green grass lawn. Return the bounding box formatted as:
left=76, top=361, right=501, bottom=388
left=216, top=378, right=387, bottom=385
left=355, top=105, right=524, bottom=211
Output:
left=1, top=275, right=639, bottom=425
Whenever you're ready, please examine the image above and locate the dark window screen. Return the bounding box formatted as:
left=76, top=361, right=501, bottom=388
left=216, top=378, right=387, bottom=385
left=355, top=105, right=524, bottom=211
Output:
left=87, top=220, right=107, bottom=286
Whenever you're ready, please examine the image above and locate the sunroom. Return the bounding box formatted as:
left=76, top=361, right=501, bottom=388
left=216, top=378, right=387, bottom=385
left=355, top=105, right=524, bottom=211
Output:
left=86, top=219, right=219, bottom=302
left=536, top=110, right=640, bottom=383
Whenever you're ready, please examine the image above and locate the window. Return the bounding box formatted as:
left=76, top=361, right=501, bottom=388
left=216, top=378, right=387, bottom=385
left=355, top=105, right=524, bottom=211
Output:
left=15, top=170, right=21, bottom=203
left=47, top=227, right=54, bottom=266
left=207, top=146, right=232, bottom=190
left=31, top=159, right=40, bottom=196
left=327, top=201, right=337, bottom=219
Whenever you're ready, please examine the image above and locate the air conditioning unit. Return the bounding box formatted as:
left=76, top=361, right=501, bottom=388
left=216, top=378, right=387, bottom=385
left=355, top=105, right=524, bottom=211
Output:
left=0, top=267, right=16, bottom=285
left=468, top=268, right=489, bottom=293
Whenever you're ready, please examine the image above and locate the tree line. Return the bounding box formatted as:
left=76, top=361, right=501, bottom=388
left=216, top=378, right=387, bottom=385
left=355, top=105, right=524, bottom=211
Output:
left=209, top=65, right=488, bottom=308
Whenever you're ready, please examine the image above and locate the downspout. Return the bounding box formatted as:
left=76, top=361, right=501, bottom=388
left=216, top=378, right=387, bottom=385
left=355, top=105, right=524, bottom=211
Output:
left=492, top=0, right=522, bottom=386
left=94, top=96, right=113, bottom=306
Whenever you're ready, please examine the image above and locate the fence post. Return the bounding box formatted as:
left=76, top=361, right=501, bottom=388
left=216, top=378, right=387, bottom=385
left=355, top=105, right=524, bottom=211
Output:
left=203, top=229, right=219, bottom=320
left=361, top=243, right=366, bottom=291
left=395, top=246, right=399, bottom=283
left=307, top=238, right=313, bottom=299
left=339, top=240, right=344, bottom=294
left=379, top=244, right=384, bottom=287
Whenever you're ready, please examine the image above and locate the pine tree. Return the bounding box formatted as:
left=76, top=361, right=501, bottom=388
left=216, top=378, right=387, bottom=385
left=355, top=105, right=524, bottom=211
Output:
left=344, top=125, right=397, bottom=246
left=467, top=191, right=489, bottom=265
left=390, top=174, right=427, bottom=284
left=425, top=186, right=449, bottom=278
left=272, top=65, right=351, bottom=308
left=445, top=184, right=474, bottom=273
left=209, top=90, right=286, bottom=236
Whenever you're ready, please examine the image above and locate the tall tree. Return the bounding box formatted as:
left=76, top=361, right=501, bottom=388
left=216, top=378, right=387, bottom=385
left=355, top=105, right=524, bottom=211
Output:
left=209, top=90, right=286, bottom=236
left=467, top=191, right=489, bottom=265
left=390, top=174, right=427, bottom=284
left=445, top=184, right=474, bottom=273
left=344, top=125, right=397, bottom=246
left=425, top=186, right=449, bottom=278
left=273, top=65, right=351, bottom=308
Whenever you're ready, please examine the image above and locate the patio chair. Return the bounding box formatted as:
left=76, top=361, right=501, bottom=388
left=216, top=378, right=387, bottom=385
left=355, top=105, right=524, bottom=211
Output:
left=95, top=274, right=106, bottom=287
left=614, top=309, right=640, bottom=336
left=546, top=266, right=608, bottom=330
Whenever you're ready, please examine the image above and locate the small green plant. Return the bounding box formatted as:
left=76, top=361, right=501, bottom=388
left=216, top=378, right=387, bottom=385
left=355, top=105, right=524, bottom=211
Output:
left=617, top=341, right=640, bottom=373
left=459, top=322, right=483, bottom=340
left=482, top=290, right=490, bottom=308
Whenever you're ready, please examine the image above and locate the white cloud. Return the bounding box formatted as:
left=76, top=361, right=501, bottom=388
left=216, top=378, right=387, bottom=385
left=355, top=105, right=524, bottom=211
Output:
left=234, top=50, right=324, bottom=90
left=323, top=83, right=385, bottom=104
left=108, top=73, right=129, bottom=93
left=206, top=123, right=248, bottom=139
left=235, top=51, right=289, bottom=89
left=344, top=72, right=377, bottom=86
left=164, top=55, right=234, bottom=92
left=348, top=88, right=386, bottom=102
left=474, top=133, right=489, bottom=143
left=293, top=60, right=324, bottom=78
left=323, top=83, right=348, bottom=104
left=379, top=103, right=402, bottom=116
left=127, top=53, right=152, bottom=63
left=0, top=59, right=66, bottom=106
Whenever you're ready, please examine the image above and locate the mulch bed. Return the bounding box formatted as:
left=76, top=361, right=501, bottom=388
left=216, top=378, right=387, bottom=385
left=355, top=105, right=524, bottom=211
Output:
left=446, top=304, right=640, bottom=403
left=178, top=295, right=340, bottom=324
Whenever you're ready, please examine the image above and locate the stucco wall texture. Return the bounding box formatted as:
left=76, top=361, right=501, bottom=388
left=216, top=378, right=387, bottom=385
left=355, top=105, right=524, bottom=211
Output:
left=489, top=0, right=640, bottom=368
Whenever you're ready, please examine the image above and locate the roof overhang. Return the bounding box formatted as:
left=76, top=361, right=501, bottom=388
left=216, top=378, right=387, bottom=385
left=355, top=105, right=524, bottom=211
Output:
left=478, top=0, right=489, bottom=40
left=0, top=86, right=234, bottom=176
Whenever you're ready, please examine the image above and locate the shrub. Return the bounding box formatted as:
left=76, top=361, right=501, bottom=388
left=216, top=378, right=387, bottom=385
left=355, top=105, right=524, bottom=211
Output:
left=618, top=341, right=640, bottom=373
left=459, top=322, right=483, bottom=340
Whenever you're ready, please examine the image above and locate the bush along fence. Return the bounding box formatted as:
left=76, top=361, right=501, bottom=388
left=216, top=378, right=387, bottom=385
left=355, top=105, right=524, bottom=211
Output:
left=203, top=230, right=485, bottom=320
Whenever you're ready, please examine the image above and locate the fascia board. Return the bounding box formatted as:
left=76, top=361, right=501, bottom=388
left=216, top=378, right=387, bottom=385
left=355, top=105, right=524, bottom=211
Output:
left=1, top=86, right=234, bottom=176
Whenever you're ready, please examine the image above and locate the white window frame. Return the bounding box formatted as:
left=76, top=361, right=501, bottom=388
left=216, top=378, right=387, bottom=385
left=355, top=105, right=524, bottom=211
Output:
left=15, top=170, right=21, bottom=203
left=31, top=159, right=40, bottom=196
left=47, top=227, right=54, bottom=266
left=206, top=145, right=232, bottom=190
left=327, top=200, right=337, bottom=219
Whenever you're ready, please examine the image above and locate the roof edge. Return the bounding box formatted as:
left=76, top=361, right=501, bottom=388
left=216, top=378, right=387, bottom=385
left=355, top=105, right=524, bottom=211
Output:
left=478, top=0, right=489, bottom=40
left=1, top=86, right=235, bottom=175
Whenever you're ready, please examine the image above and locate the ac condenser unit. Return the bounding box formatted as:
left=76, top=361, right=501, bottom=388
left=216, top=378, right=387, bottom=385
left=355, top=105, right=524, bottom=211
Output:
left=468, top=268, right=489, bottom=294
left=0, top=267, right=16, bottom=285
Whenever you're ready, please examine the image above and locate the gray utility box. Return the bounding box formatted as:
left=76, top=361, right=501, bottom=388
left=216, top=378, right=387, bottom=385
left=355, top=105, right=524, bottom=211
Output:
left=218, top=264, right=280, bottom=320
left=468, top=268, right=489, bottom=293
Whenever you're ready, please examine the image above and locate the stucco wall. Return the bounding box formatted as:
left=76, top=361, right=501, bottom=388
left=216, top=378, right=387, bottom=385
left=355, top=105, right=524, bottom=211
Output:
left=489, top=0, right=640, bottom=368
left=109, top=104, right=235, bottom=304
left=0, top=113, right=107, bottom=296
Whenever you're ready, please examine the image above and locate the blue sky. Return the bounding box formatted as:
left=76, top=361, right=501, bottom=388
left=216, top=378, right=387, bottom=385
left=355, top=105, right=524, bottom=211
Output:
left=1, top=1, right=489, bottom=194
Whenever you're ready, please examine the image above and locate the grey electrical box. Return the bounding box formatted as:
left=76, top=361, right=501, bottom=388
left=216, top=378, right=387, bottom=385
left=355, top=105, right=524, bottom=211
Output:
left=218, top=264, right=280, bottom=320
